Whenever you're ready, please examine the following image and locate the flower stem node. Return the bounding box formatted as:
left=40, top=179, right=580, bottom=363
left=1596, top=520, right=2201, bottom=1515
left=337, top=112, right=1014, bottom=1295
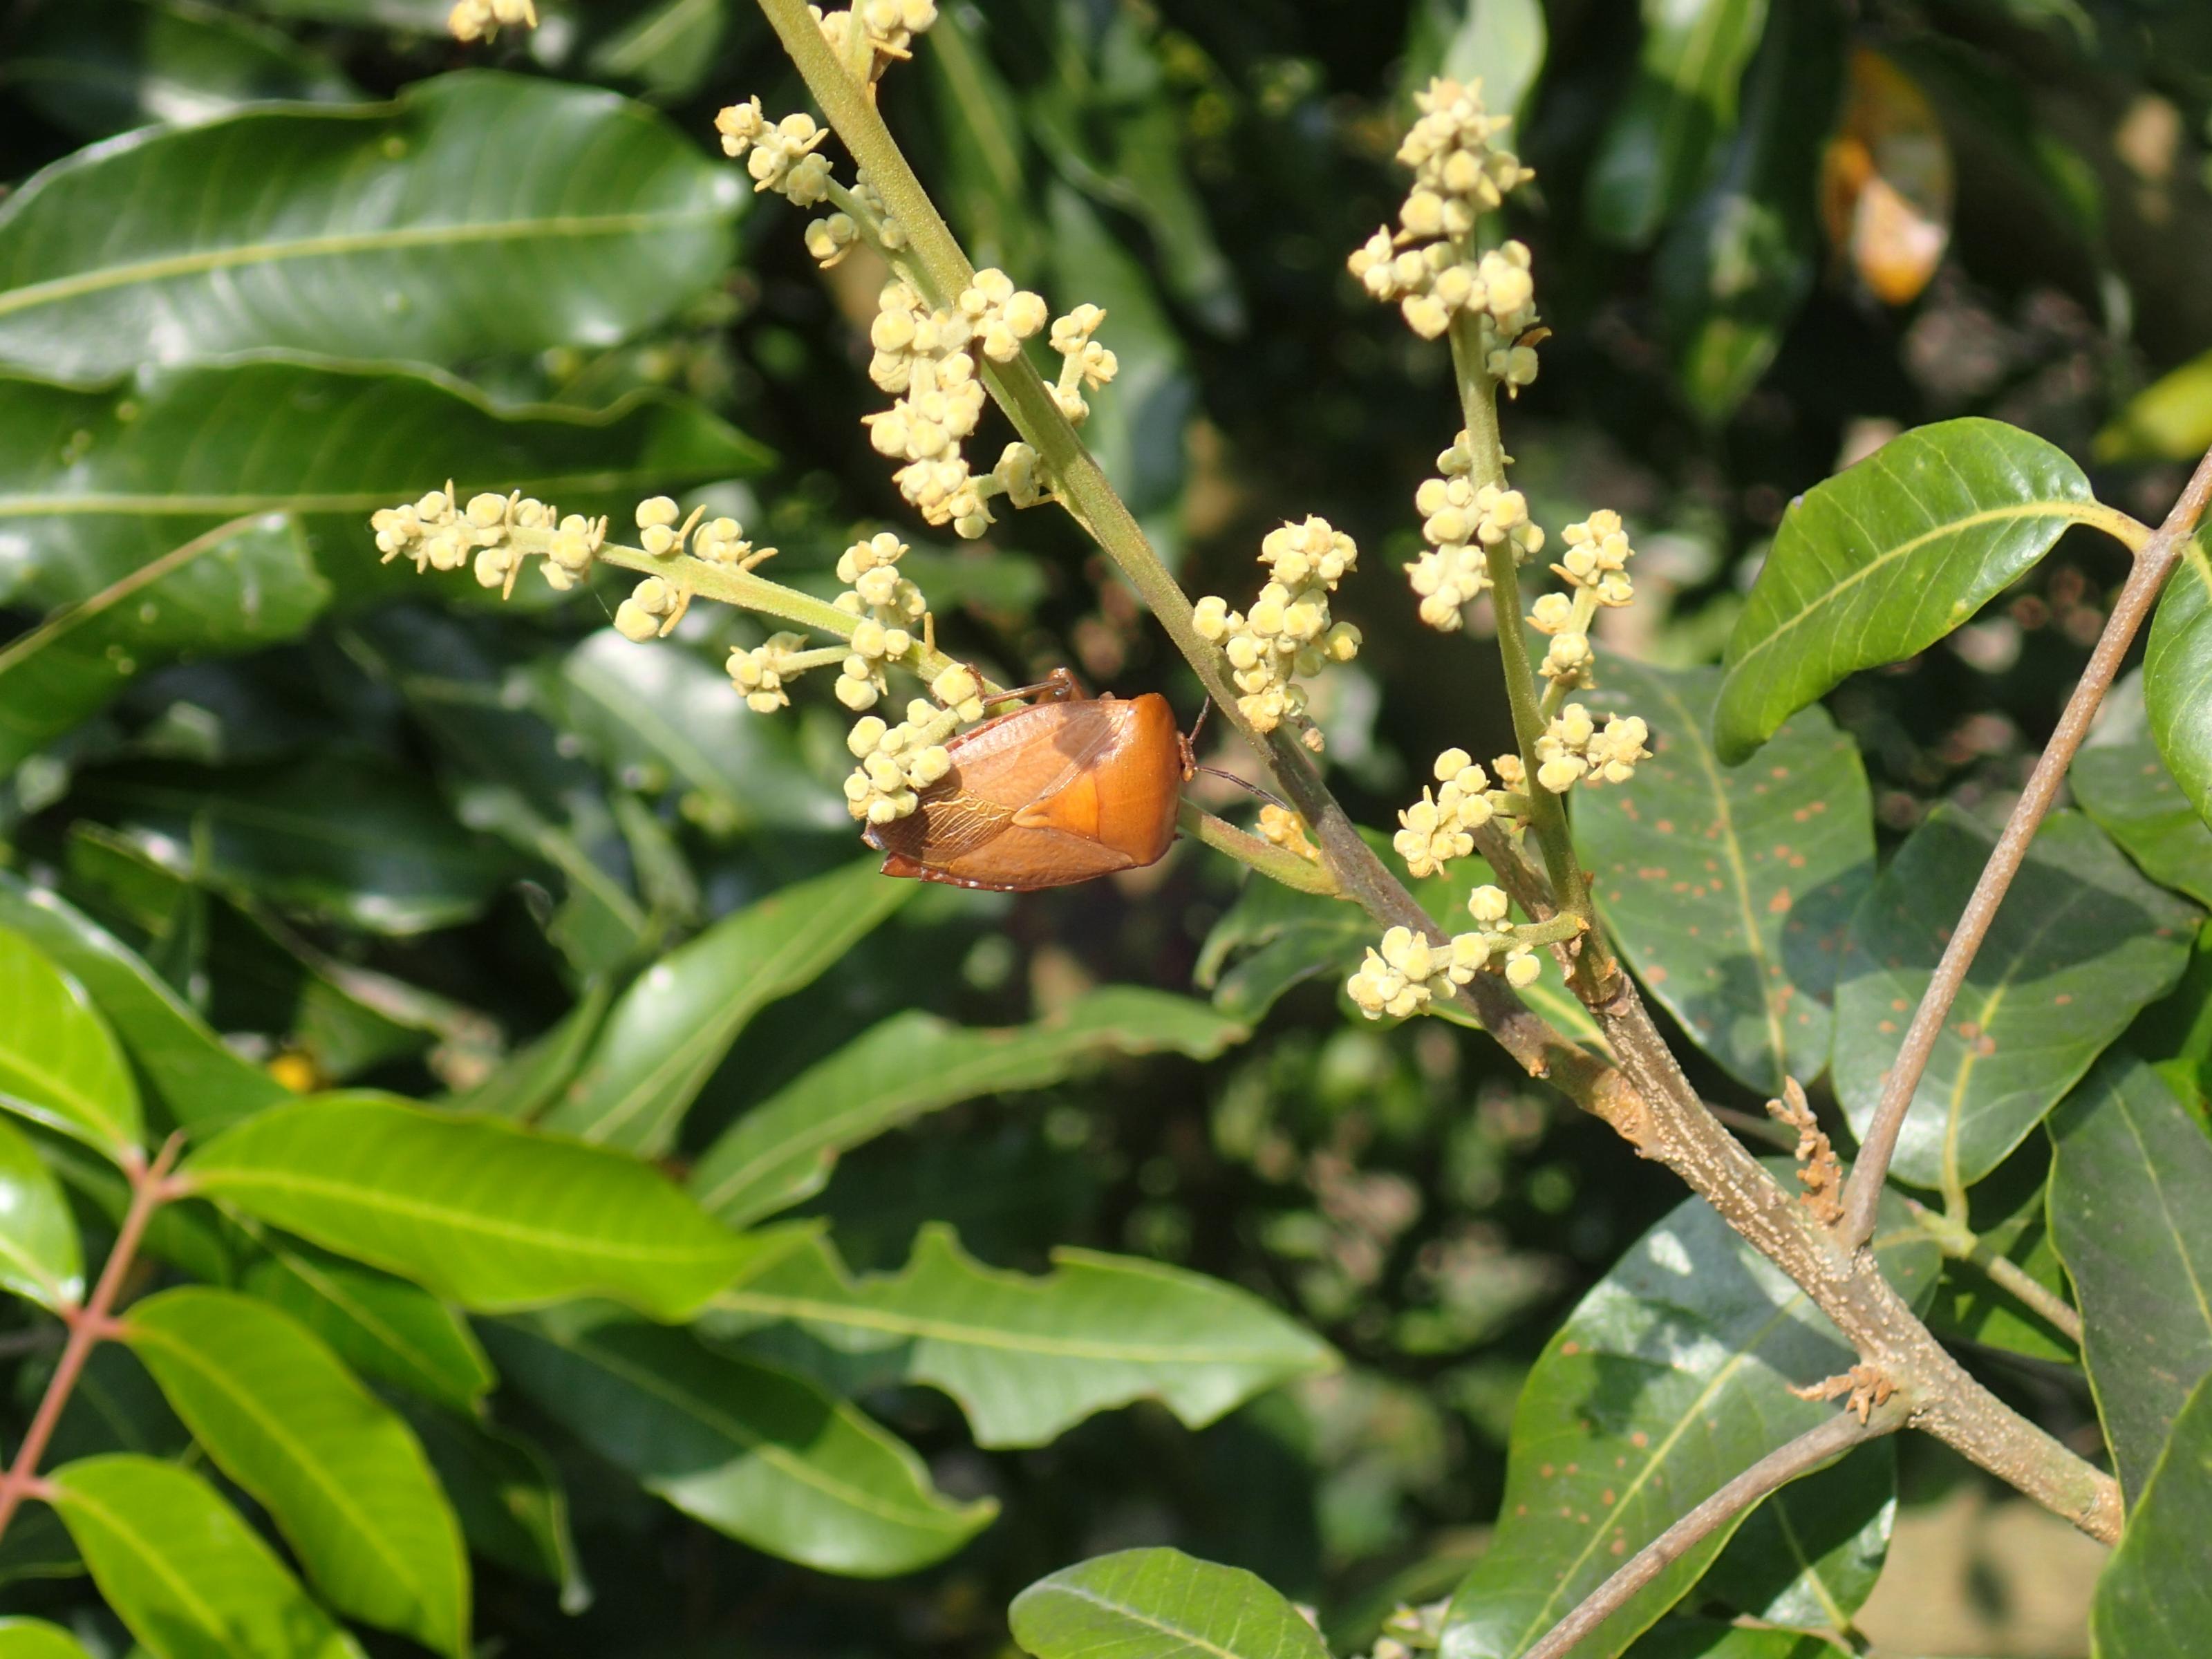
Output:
left=1193, top=517, right=1362, bottom=739
left=1406, top=472, right=1541, bottom=631
left=1346, top=885, right=1535, bottom=1020
left=729, top=632, right=815, bottom=713
left=1049, top=305, right=1118, bottom=425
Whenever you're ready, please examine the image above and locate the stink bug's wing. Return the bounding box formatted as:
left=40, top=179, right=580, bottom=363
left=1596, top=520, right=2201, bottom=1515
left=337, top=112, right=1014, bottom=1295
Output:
left=899, top=822, right=1141, bottom=890
left=944, top=702, right=1124, bottom=812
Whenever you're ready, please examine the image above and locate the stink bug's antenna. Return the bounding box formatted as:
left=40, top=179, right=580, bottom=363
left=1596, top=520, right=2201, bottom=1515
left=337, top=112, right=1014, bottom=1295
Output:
left=1194, top=765, right=1291, bottom=814
left=1183, top=696, right=1291, bottom=809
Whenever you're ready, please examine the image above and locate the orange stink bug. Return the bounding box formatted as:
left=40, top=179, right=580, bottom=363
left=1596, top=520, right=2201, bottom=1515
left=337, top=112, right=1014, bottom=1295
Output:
left=865, top=670, right=1195, bottom=891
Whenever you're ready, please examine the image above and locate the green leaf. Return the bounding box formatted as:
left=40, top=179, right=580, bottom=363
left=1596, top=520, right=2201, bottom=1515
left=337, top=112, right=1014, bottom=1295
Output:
left=0, top=359, right=767, bottom=624
left=543, top=859, right=912, bottom=1154
left=1713, top=420, right=2101, bottom=763
left=1624, top=1623, right=1848, bottom=1659
left=1011, top=1546, right=1329, bottom=1659
left=586, top=0, right=731, bottom=101
left=691, top=990, right=1246, bottom=1226
left=1585, top=0, right=1771, bottom=249
left=181, top=1091, right=752, bottom=1318
left=0, top=874, right=288, bottom=1133
left=124, top=1286, right=468, bottom=1656
left=1696, top=1443, right=1894, bottom=1631
left=2047, top=1055, right=2212, bottom=1503
left=0, top=925, right=141, bottom=1160
left=1654, top=1, right=1844, bottom=423
left=0, top=1114, right=83, bottom=1309
left=2075, top=729, right=2212, bottom=906
left=2090, top=1369, right=2212, bottom=1658
left=243, top=1237, right=495, bottom=1414
left=440, top=981, right=612, bottom=1121
left=711, top=1223, right=1335, bottom=1449
left=552, top=632, right=844, bottom=835
left=46, top=1453, right=364, bottom=1659
left=0, top=71, right=742, bottom=382
left=1441, top=1184, right=1937, bottom=1659
left=3, top=0, right=359, bottom=140
left=78, top=753, right=509, bottom=938
left=2144, top=532, right=2212, bottom=831
left=0, top=1618, right=96, bottom=1659
left=1834, top=806, right=2197, bottom=1195
left=0, top=512, right=329, bottom=774
left=1196, top=872, right=1372, bottom=1022
left=2096, top=347, right=2212, bottom=464
left=482, top=1310, right=995, bottom=1577
left=1574, top=657, right=1872, bottom=1094
left=405, top=1409, right=587, bottom=1611
left=1923, top=1147, right=2077, bottom=1364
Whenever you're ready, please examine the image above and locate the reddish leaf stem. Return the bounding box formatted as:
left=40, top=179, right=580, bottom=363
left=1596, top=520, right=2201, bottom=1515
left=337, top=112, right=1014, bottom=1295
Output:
left=0, top=1133, right=183, bottom=1541
left=1838, top=444, right=2212, bottom=1252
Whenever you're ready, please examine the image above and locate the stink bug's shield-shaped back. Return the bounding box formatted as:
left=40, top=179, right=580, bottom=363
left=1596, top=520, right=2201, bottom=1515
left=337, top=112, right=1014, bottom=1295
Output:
left=865, top=685, right=1190, bottom=891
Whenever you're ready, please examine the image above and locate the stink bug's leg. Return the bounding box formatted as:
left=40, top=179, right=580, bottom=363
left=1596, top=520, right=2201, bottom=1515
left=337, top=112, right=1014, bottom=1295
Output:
left=1195, top=765, right=1291, bottom=812
left=979, top=666, right=1083, bottom=709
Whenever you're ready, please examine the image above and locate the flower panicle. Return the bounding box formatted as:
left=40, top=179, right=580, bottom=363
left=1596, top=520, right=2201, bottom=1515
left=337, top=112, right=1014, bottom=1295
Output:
left=1345, top=883, right=1539, bottom=1020
left=1191, top=516, right=1363, bottom=749
left=371, top=487, right=607, bottom=599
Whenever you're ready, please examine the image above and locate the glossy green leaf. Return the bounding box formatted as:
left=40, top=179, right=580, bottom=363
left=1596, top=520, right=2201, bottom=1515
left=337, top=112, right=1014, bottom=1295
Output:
left=1835, top=807, right=2196, bottom=1194
left=243, top=1237, right=494, bottom=1414
left=0, top=359, right=767, bottom=623
left=4, top=0, right=359, bottom=140
left=2090, top=1369, right=2212, bottom=1658
left=1575, top=657, right=1872, bottom=1094
left=0, top=1618, right=95, bottom=1659
left=79, top=753, right=508, bottom=937
left=1696, top=1443, right=1893, bottom=1631
left=483, top=1310, right=995, bottom=1577
left=1195, top=872, right=1372, bottom=1022
left=2096, top=347, right=2212, bottom=464
left=552, top=632, right=844, bottom=835
left=46, top=1454, right=364, bottom=1659
left=0, top=874, right=287, bottom=1133
left=0, top=71, right=742, bottom=382
left=0, top=926, right=140, bottom=1159
left=691, top=990, right=1246, bottom=1226
left=1713, top=420, right=2100, bottom=763
left=2076, top=729, right=2212, bottom=906
left=2144, top=532, right=2212, bottom=831
left=125, top=1287, right=467, bottom=1655
left=0, top=1114, right=83, bottom=1309
left=406, top=1409, right=587, bottom=1610
left=0, top=513, right=327, bottom=774
left=711, top=1223, right=1335, bottom=1449
left=1654, top=1, right=1843, bottom=423
left=1010, top=1547, right=1328, bottom=1659
left=2048, top=1055, right=2212, bottom=1502
left=1585, top=0, right=1770, bottom=248
left=182, top=1092, right=753, bottom=1318
left=441, top=982, right=613, bottom=1121
left=1624, top=1624, right=1848, bottom=1659
left=1924, top=1149, right=2077, bottom=1364
left=1441, top=1186, right=1937, bottom=1659
left=543, top=858, right=911, bottom=1154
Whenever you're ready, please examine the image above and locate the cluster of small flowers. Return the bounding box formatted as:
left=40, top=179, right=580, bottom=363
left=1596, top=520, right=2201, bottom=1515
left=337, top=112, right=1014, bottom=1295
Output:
left=1348, top=235, right=1537, bottom=344
left=1345, top=77, right=1539, bottom=371
left=1405, top=433, right=1545, bottom=631
left=839, top=664, right=982, bottom=823
left=864, top=276, right=1053, bottom=537
left=1257, top=803, right=1322, bottom=865
left=1346, top=885, right=1538, bottom=1020
left=448, top=0, right=534, bottom=43
left=1359, top=1600, right=1448, bottom=1659
left=1531, top=702, right=1651, bottom=794
left=827, top=532, right=929, bottom=710
left=371, top=487, right=605, bottom=597
left=1047, top=305, right=1119, bottom=424
left=715, top=101, right=834, bottom=207
left=814, top=0, right=938, bottom=66
left=728, top=632, right=811, bottom=714
left=1392, top=747, right=1497, bottom=879
left=1527, top=508, right=1636, bottom=688
left=1191, top=517, right=1364, bottom=741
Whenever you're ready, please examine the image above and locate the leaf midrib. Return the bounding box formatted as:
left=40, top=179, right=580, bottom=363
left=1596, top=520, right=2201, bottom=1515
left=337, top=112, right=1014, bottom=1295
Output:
left=0, top=207, right=731, bottom=321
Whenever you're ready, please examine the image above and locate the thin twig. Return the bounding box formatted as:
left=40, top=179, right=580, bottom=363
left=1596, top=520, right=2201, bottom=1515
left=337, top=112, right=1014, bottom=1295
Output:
left=1838, top=443, right=2212, bottom=1251
left=1523, top=1406, right=1898, bottom=1659
left=1904, top=1198, right=2084, bottom=1346
left=0, top=1133, right=184, bottom=1541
